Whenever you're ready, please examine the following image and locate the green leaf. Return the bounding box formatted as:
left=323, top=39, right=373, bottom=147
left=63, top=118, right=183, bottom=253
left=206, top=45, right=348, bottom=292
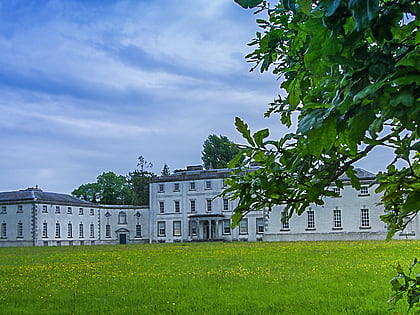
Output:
left=253, top=129, right=270, bottom=147
left=401, top=192, right=420, bottom=214
left=307, top=118, right=337, bottom=156
left=349, top=106, right=376, bottom=143
left=235, top=117, right=255, bottom=147
left=234, top=0, right=263, bottom=9
left=349, top=0, right=379, bottom=31
left=325, top=0, right=342, bottom=17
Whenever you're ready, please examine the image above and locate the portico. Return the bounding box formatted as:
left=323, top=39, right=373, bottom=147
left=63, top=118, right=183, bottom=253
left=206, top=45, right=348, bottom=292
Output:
left=189, top=214, right=225, bottom=241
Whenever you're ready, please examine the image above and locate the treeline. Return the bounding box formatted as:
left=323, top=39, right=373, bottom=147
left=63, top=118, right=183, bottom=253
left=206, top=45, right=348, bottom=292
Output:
left=72, top=134, right=239, bottom=205
left=72, top=156, right=167, bottom=206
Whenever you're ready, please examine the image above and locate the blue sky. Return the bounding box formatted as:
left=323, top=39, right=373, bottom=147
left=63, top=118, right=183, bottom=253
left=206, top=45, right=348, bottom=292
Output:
left=0, top=0, right=392, bottom=193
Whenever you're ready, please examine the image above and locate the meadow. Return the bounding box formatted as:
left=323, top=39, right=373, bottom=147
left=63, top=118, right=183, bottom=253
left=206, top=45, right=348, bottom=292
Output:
left=0, top=240, right=418, bottom=314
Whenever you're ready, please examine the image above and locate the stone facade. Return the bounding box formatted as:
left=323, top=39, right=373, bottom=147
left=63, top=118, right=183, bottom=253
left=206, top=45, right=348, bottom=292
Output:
left=149, top=166, right=264, bottom=243
left=0, top=167, right=418, bottom=247
left=0, top=187, right=149, bottom=247
left=264, top=169, right=419, bottom=241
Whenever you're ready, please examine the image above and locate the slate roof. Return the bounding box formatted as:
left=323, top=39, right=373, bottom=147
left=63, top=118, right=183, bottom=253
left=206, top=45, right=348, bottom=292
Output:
left=0, top=187, right=95, bottom=206
left=154, top=166, right=376, bottom=183
left=338, top=168, right=376, bottom=181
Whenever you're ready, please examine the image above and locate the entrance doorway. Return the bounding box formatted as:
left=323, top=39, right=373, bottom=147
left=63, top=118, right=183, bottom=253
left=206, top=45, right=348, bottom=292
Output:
left=119, top=233, right=127, bottom=244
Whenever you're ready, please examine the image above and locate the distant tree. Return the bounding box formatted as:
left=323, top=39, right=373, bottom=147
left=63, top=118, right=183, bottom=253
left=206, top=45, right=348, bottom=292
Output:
left=127, top=156, right=155, bottom=205
left=72, top=172, right=132, bottom=205
left=96, top=172, right=132, bottom=205
left=72, top=183, right=100, bottom=203
left=202, top=134, right=240, bottom=169
left=161, top=164, right=171, bottom=176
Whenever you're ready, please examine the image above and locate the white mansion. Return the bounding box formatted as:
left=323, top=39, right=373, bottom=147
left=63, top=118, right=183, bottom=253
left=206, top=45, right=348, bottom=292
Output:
left=0, top=166, right=418, bottom=246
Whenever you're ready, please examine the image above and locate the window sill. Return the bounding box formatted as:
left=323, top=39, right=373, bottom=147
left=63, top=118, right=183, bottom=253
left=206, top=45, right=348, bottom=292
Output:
left=280, top=229, right=290, bottom=232
left=359, top=226, right=371, bottom=230
left=358, top=194, right=370, bottom=197
left=332, top=227, right=343, bottom=230
left=305, top=228, right=316, bottom=231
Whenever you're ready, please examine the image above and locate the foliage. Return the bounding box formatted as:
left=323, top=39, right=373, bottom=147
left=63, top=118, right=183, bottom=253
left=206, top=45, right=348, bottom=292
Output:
left=161, top=163, right=171, bottom=176
left=71, top=182, right=100, bottom=203
left=225, top=0, right=419, bottom=236
left=201, top=134, right=241, bottom=169
left=389, top=258, right=420, bottom=312
left=0, top=241, right=418, bottom=314
left=72, top=172, right=132, bottom=205
left=126, top=156, right=155, bottom=205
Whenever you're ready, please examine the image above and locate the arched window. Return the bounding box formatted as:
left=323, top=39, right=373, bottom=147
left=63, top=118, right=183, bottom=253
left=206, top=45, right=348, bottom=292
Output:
left=118, top=211, right=127, bottom=224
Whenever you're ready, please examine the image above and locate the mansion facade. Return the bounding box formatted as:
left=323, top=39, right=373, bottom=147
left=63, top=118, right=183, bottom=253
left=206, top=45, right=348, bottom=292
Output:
left=0, top=166, right=418, bottom=246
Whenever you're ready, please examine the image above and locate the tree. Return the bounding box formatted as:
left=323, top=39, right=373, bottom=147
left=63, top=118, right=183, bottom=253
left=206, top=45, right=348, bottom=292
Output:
left=72, top=182, right=100, bottom=203
left=72, top=172, right=132, bottom=205
left=161, top=164, right=171, bottom=176
left=127, top=156, right=155, bottom=205
left=202, top=134, right=241, bottom=169
left=224, top=0, right=418, bottom=310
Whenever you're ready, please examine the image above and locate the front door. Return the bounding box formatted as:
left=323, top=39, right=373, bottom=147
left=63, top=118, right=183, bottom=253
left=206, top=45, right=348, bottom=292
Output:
left=203, top=222, right=210, bottom=240
left=119, top=233, right=127, bottom=244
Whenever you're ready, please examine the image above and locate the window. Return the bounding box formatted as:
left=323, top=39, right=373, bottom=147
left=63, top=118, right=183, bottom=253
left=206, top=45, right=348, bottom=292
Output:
left=68, top=223, right=73, bottom=238
left=189, top=182, right=196, bottom=191
left=89, top=208, right=94, bottom=216
left=223, top=199, right=229, bottom=211
left=55, top=223, right=60, bottom=238
left=239, top=218, right=248, bottom=235
left=42, top=223, right=47, bottom=238
left=223, top=219, right=231, bottom=235
left=205, top=181, right=212, bottom=190
left=79, top=208, right=84, bottom=215
left=118, top=211, right=127, bottom=224
left=361, top=209, right=370, bottom=228
left=173, top=221, right=181, bottom=236
left=17, top=205, right=23, bottom=213
left=332, top=187, right=341, bottom=197
left=79, top=223, right=84, bottom=238
left=1, top=223, right=6, bottom=238
left=135, top=224, right=142, bottom=238
left=17, top=222, right=23, bottom=238
left=105, top=224, right=111, bottom=238
left=67, top=207, right=72, bottom=214
left=281, top=216, right=290, bottom=230
left=42, top=205, right=47, bottom=213
left=359, top=186, right=369, bottom=195
left=206, top=199, right=212, bottom=212
left=1, top=206, right=6, bottom=214
left=159, top=201, right=165, bottom=213
left=190, top=200, right=196, bottom=212
left=55, top=206, right=60, bottom=214
left=190, top=221, right=197, bottom=236
left=256, top=218, right=264, bottom=234
left=174, top=200, right=180, bottom=213
left=158, top=221, right=166, bottom=236
left=158, top=184, right=164, bottom=193
left=174, top=183, right=180, bottom=192
left=90, top=224, right=94, bottom=238
left=333, top=209, right=342, bottom=228
left=307, top=210, right=315, bottom=229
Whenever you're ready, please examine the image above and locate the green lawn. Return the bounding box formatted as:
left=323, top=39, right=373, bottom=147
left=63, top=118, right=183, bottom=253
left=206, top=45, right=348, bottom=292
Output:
left=0, top=240, right=418, bottom=314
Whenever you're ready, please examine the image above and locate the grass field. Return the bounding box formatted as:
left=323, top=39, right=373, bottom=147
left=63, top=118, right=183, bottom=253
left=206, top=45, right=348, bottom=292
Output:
left=0, top=240, right=419, bottom=314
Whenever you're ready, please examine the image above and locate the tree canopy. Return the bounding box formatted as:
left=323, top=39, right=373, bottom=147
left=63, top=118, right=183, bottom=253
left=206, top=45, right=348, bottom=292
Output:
left=72, top=172, right=132, bottom=205
left=72, top=156, right=155, bottom=205
left=202, top=134, right=241, bottom=169
left=223, top=0, right=419, bottom=239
